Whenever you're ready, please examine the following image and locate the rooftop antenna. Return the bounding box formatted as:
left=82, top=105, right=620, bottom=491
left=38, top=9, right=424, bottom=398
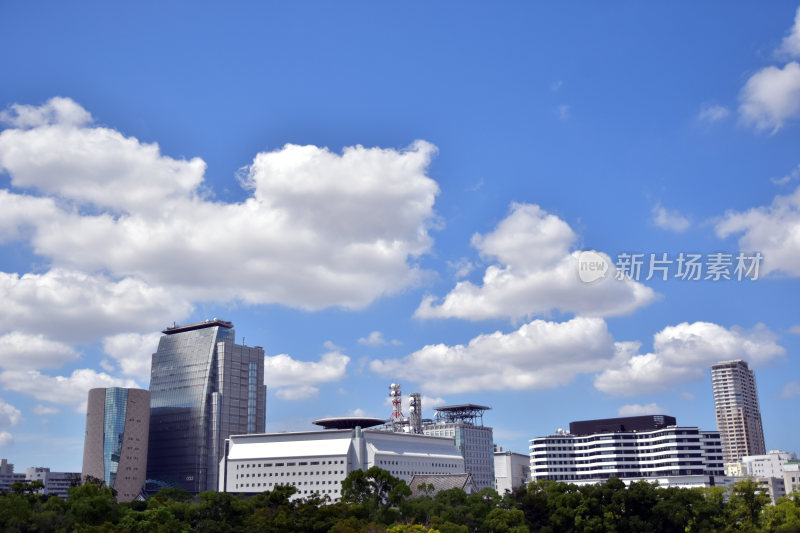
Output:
left=408, top=392, right=422, bottom=434
left=389, top=382, right=403, bottom=430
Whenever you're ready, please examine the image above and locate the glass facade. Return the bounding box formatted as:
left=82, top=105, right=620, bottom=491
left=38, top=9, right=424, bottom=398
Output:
left=147, top=320, right=266, bottom=493
left=102, top=388, right=129, bottom=488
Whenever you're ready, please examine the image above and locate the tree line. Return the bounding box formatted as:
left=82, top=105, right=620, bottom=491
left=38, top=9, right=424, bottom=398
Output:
left=1, top=467, right=799, bottom=532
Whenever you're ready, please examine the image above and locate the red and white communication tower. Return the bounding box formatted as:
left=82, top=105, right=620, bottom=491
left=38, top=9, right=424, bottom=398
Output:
left=389, top=382, right=403, bottom=425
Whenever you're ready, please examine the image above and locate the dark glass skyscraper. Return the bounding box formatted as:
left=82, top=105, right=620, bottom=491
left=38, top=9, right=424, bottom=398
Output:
left=146, top=319, right=266, bottom=493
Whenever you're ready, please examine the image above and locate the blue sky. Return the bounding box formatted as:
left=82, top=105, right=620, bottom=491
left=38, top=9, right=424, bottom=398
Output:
left=1, top=2, right=799, bottom=472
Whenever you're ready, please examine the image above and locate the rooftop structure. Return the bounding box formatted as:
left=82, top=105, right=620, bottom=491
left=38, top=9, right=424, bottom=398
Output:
left=569, top=415, right=677, bottom=436
left=432, top=404, right=491, bottom=425
left=312, top=417, right=387, bottom=430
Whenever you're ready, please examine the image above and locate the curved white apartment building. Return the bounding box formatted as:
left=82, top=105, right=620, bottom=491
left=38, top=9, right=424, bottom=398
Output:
left=530, top=417, right=724, bottom=487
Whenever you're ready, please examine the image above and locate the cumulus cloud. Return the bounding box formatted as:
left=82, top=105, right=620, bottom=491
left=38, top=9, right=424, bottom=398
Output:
left=781, top=380, right=800, bottom=398
left=0, top=332, right=78, bottom=370
left=371, top=316, right=616, bottom=394
left=0, top=432, right=12, bottom=446
left=778, top=6, right=800, bottom=58
left=716, top=185, right=800, bottom=277
left=0, top=98, right=440, bottom=315
left=595, top=322, right=784, bottom=396
left=0, top=97, right=92, bottom=128
left=789, top=325, right=800, bottom=335
left=415, top=203, right=656, bottom=321
left=102, top=332, right=160, bottom=381
left=0, top=398, right=22, bottom=428
left=697, top=104, right=730, bottom=123
left=652, top=204, right=690, bottom=232
left=0, top=269, right=192, bottom=343
left=739, top=62, right=800, bottom=132
left=618, top=403, right=667, bottom=416
left=264, top=348, right=349, bottom=401
left=0, top=369, right=139, bottom=413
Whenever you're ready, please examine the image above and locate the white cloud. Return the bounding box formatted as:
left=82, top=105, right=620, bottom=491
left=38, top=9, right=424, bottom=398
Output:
left=595, top=322, right=784, bottom=396
left=0, top=269, right=192, bottom=344
left=0, top=98, right=440, bottom=314
left=778, top=6, right=800, bottom=58
left=618, top=403, right=667, bottom=416
left=448, top=258, right=475, bottom=279
left=0, top=97, right=92, bottom=128
left=358, top=331, right=401, bottom=347
left=698, top=104, right=730, bottom=123
left=781, top=380, right=800, bottom=398
left=415, top=203, right=656, bottom=321
left=652, top=204, right=690, bottom=232
left=739, top=62, right=800, bottom=132
left=371, top=316, right=616, bottom=394
left=771, top=164, right=800, bottom=186
left=0, top=432, right=12, bottom=446
left=789, top=325, right=800, bottom=335
left=33, top=405, right=59, bottom=416
left=554, top=105, right=570, bottom=120
left=359, top=331, right=387, bottom=346
left=0, top=332, right=78, bottom=370
left=0, top=398, right=22, bottom=428
left=102, top=332, right=160, bottom=381
left=264, top=349, right=349, bottom=401
left=716, top=185, right=800, bottom=277
left=0, top=369, right=139, bottom=413
left=275, top=386, right=319, bottom=401
left=348, top=408, right=368, bottom=417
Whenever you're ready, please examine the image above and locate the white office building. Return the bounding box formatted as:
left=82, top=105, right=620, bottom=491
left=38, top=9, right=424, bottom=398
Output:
left=218, top=418, right=465, bottom=501
left=742, top=450, right=798, bottom=478
left=783, top=463, right=800, bottom=495
left=494, top=449, right=531, bottom=494
left=530, top=416, right=724, bottom=488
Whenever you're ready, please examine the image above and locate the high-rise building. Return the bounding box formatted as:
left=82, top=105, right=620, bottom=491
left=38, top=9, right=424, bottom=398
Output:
left=422, top=404, right=495, bottom=490
left=711, top=360, right=766, bottom=463
left=82, top=387, right=150, bottom=501
left=146, top=319, right=266, bottom=493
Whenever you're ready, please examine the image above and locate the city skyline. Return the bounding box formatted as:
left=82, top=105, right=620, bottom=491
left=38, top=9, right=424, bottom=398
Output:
left=0, top=3, right=799, bottom=471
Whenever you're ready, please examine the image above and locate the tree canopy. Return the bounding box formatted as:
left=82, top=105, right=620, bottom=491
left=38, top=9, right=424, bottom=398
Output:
left=0, top=471, right=798, bottom=532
